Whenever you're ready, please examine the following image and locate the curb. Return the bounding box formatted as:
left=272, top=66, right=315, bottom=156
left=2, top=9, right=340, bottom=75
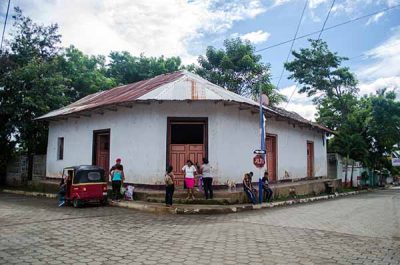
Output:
left=1, top=188, right=369, bottom=215
left=79, top=190, right=368, bottom=214
left=1, top=189, right=57, bottom=199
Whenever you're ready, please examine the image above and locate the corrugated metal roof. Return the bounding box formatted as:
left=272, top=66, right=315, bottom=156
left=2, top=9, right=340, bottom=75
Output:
left=37, top=71, right=185, bottom=120
left=37, top=70, right=259, bottom=120
left=37, top=70, right=331, bottom=133
left=266, top=106, right=333, bottom=133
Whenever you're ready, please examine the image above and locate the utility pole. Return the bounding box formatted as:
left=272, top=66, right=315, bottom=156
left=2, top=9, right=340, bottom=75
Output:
left=258, top=83, right=265, bottom=204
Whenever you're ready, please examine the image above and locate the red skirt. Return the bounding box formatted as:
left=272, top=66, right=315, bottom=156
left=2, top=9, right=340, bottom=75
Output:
left=185, top=178, right=195, bottom=189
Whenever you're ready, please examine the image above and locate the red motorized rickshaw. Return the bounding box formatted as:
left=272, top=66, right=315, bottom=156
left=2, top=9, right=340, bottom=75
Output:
left=62, top=165, right=108, bottom=208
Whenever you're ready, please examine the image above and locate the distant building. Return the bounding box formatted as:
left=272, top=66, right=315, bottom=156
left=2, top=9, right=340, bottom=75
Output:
left=38, top=71, right=331, bottom=185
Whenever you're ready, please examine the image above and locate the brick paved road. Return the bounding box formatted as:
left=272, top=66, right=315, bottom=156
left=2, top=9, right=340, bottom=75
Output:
left=0, top=189, right=399, bottom=265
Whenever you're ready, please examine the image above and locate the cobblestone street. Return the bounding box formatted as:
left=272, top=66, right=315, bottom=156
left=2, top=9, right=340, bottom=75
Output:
left=0, top=189, right=399, bottom=265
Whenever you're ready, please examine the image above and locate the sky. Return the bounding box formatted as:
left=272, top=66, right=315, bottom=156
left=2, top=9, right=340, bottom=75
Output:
left=1, top=0, right=399, bottom=120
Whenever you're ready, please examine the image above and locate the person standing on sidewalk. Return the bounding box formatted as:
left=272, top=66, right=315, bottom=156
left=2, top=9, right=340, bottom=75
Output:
left=165, top=166, right=175, bottom=207
left=111, top=164, right=124, bottom=202
left=110, top=158, right=125, bottom=202
left=200, top=158, right=213, bottom=199
left=182, top=160, right=197, bottom=200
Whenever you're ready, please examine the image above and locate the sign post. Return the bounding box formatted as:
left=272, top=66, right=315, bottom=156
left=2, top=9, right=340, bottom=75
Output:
left=258, top=84, right=266, bottom=204
left=253, top=154, right=265, bottom=204
left=253, top=155, right=265, bottom=168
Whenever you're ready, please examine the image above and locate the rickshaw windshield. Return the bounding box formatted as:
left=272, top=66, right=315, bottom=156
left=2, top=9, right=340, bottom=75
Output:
left=73, top=170, right=105, bottom=184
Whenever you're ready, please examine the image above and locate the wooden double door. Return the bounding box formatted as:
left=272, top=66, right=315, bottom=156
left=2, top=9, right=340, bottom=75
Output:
left=167, top=118, right=207, bottom=187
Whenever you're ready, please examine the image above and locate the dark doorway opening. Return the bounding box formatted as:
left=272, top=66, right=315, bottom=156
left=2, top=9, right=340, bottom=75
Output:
left=171, top=124, right=204, bottom=144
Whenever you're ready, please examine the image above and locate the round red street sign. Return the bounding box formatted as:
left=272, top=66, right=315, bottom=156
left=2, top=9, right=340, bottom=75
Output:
left=253, top=154, right=265, bottom=168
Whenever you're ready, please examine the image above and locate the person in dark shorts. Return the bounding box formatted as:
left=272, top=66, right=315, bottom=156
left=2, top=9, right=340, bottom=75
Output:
left=200, top=158, right=213, bottom=199
left=243, top=173, right=257, bottom=204
left=111, top=164, right=124, bottom=202
left=165, top=166, right=175, bottom=207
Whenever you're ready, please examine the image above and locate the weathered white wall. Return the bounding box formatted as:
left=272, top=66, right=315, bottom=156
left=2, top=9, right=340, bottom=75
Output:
left=46, top=102, right=260, bottom=184
left=265, top=118, right=328, bottom=180
left=47, top=102, right=328, bottom=184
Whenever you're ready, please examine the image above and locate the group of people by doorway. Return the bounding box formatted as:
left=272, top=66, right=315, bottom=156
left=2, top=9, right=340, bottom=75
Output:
left=107, top=157, right=273, bottom=207
left=164, top=158, right=213, bottom=207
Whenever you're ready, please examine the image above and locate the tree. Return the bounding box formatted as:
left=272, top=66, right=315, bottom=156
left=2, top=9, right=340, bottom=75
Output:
left=362, top=89, right=400, bottom=171
left=0, top=8, right=70, bottom=181
left=329, top=127, right=368, bottom=187
left=7, top=7, right=61, bottom=64
left=195, top=38, right=286, bottom=105
left=58, top=46, right=116, bottom=101
left=284, top=39, right=358, bottom=129
left=284, top=39, right=375, bottom=186
left=107, top=51, right=182, bottom=85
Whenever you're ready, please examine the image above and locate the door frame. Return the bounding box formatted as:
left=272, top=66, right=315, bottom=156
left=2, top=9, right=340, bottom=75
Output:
left=307, top=140, right=314, bottom=177
left=166, top=117, right=208, bottom=168
left=265, top=133, right=278, bottom=182
left=92, top=129, right=111, bottom=166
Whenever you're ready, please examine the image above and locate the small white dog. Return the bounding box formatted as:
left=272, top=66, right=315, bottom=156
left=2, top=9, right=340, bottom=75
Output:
left=226, top=180, right=237, bottom=192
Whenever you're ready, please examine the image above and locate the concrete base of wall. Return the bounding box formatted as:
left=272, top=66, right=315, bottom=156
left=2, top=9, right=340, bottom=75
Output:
left=134, top=178, right=342, bottom=204
left=4, top=178, right=342, bottom=204
left=271, top=178, right=342, bottom=199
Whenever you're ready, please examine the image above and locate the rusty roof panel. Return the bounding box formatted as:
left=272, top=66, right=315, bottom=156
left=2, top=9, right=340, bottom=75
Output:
left=37, top=71, right=185, bottom=120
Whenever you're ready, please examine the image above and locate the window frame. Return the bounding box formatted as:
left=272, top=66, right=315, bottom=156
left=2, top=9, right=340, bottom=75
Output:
left=57, top=137, right=64, bottom=160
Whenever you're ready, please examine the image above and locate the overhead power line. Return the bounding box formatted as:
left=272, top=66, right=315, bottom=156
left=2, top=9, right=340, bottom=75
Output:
left=0, top=0, right=11, bottom=53
left=256, top=4, right=400, bottom=53
left=275, top=0, right=308, bottom=90
left=285, top=0, right=336, bottom=108
left=318, top=0, right=336, bottom=40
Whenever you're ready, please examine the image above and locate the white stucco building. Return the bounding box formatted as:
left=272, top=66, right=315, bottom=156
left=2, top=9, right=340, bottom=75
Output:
left=38, top=71, right=331, bottom=185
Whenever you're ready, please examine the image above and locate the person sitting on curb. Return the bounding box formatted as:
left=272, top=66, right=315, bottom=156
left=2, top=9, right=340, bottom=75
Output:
left=262, top=171, right=273, bottom=202
left=243, top=173, right=257, bottom=204
left=58, top=178, right=66, bottom=207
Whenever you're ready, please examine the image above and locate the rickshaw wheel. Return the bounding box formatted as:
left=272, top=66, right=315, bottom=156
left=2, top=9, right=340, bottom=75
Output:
left=73, top=198, right=81, bottom=208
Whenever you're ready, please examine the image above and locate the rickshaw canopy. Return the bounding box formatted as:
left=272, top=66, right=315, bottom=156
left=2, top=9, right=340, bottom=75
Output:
left=63, top=165, right=106, bottom=184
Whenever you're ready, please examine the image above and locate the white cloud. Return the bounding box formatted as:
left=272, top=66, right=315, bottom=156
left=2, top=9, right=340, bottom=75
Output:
left=357, top=27, right=400, bottom=81
left=284, top=102, right=318, bottom=121
left=271, top=0, right=293, bottom=8
left=278, top=85, right=317, bottom=121
left=329, top=0, right=400, bottom=20
left=10, top=0, right=266, bottom=64
left=359, top=76, right=400, bottom=96
left=235, top=30, right=271, bottom=44
left=308, top=0, right=329, bottom=9
left=366, top=12, right=385, bottom=25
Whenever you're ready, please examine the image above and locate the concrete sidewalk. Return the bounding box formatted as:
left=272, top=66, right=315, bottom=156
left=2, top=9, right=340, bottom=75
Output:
left=1, top=188, right=367, bottom=214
